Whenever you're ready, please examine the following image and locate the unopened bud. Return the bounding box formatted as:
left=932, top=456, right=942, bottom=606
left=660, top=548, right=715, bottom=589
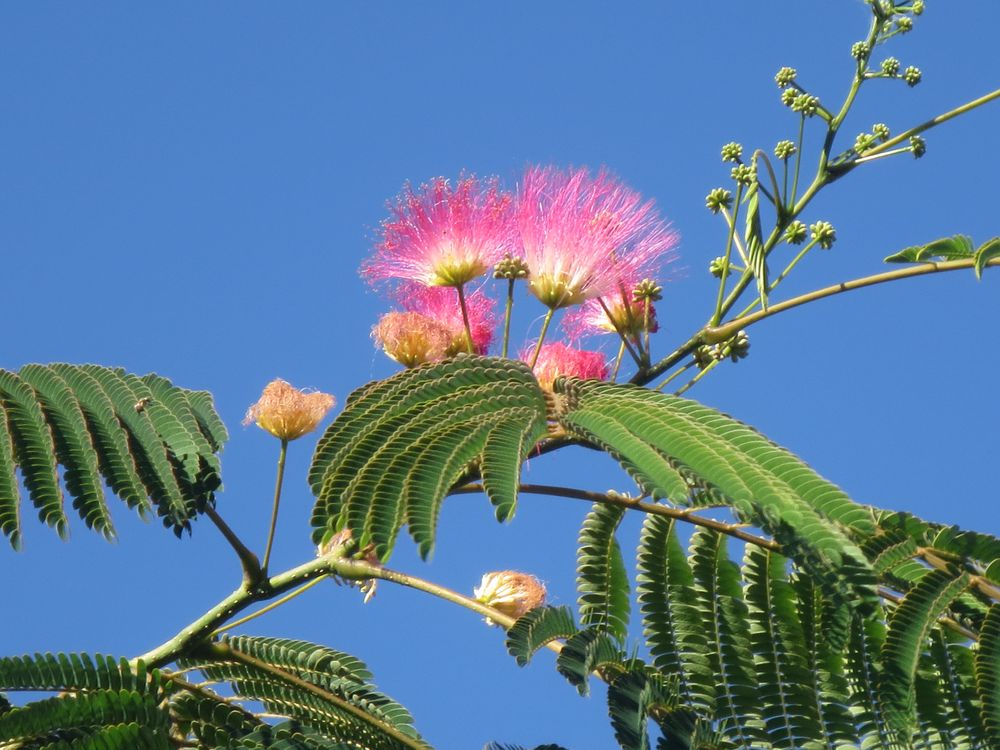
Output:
left=791, top=94, right=821, bottom=117
left=851, top=41, right=870, bottom=60
left=731, top=164, right=755, bottom=186
left=872, top=123, right=891, bottom=141
left=633, top=279, right=663, bottom=303
left=774, top=140, right=797, bottom=160
left=783, top=221, right=808, bottom=245
left=903, top=66, right=922, bottom=86
left=720, top=142, right=743, bottom=163
left=705, top=188, right=733, bottom=214
left=910, top=135, right=927, bottom=158
left=810, top=221, right=837, bottom=250
left=881, top=57, right=900, bottom=76
left=774, top=67, right=797, bottom=88
left=494, top=254, right=530, bottom=280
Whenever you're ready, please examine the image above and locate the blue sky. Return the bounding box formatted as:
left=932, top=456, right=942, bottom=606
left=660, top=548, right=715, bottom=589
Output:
left=2, top=3, right=999, bottom=748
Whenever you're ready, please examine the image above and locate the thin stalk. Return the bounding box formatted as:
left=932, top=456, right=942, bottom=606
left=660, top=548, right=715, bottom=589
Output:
left=212, top=576, right=329, bottom=637
left=642, top=296, right=652, bottom=363
left=710, top=184, right=744, bottom=326
left=611, top=340, right=626, bottom=382
left=705, top=257, right=1000, bottom=345
left=754, top=150, right=783, bottom=216
left=528, top=307, right=556, bottom=369
left=455, top=283, right=475, bottom=353
left=501, top=279, right=515, bottom=358
left=790, top=114, right=806, bottom=206
left=720, top=206, right=750, bottom=265
left=204, top=641, right=428, bottom=750
left=654, top=360, right=695, bottom=392
left=204, top=505, right=262, bottom=586
left=852, top=146, right=914, bottom=165
left=597, top=297, right=643, bottom=367
left=731, top=238, right=820, bottom=320
left=863, top=86, right=1000, bottom=159
left=674, top=359, right=720, bottom=396
left=261, top=438, right=288, bottom=574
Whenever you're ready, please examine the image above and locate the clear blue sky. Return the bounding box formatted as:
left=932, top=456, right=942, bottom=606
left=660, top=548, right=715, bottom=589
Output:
left=3, top=3, right=999, bottom=748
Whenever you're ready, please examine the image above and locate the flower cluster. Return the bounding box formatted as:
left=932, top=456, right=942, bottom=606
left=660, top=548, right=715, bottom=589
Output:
left=362, top=166, right=678, bottom=389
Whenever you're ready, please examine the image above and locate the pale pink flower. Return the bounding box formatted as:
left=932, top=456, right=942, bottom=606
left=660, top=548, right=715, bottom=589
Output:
left=563, top=282, right=660, bottom=340
left=372, top=311, right=454, bottom=367
left=521, top=341, right=609, bottom=391
left=516, top=166, right=677, bottom=309
left=362, top=176, right=516, bottom=288
left=396, top=283, right=497, bottom=355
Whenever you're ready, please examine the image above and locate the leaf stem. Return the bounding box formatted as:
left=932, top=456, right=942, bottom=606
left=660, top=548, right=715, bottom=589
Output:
left=597, top=297, right=643, bottom=367
left=611, top=340, right=626, bottom=382
left=211, top=575, right=329, bottom=637
left=674, top=359, right=720, bottom=397
left=653, top=360, right=695, bottom=392
left=704, top=257, right=1000, bottom=345
left=204, top=505, right=263, bottom=587
left=261, top=438, right=288, bottom=574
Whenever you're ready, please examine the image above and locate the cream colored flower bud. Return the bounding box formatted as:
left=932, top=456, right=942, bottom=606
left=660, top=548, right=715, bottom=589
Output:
left=244, top=379, right=335, bottom=441
left=473, top=571, right=546, bottom=622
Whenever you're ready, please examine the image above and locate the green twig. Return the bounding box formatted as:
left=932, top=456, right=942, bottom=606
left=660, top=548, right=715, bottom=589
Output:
left=261, top=438, right=288, bottom=574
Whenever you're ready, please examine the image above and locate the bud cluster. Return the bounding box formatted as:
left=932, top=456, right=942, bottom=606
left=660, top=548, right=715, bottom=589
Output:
left=705, top=188, right=733, bottom=214
left=774, top=140, right=797, bottom=160
left=720, top=142, right=743, bottom=163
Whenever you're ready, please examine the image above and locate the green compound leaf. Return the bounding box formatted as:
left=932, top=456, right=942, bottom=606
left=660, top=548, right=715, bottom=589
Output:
left=577, top=502, right=630, bottom=644
left=0, top=364, right=226, bottom=548
left=505, top=606, right=578, bottom=668
left=881, top=568, right=971, bottom=735
left=308, top=356, right=547, bottom=562
left=974, top=237, right=1000, bottom=279
left=555, top=628, right=626, bottom=697
left=556, top=379, right=878, bottom=615
left=884, top=234, right=975, bottom=263
left=976, top=603, right=1000, bottom=745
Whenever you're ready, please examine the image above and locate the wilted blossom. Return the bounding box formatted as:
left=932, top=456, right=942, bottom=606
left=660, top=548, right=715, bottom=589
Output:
left=522, top=341, right=609, bottom=391
left=372, top=311, right=454, bottom=367
left=395, top=283, right=497, bottom=355
left=362, top=176, right=516, bottom=289
left=473, top=571, right=546, bottom=623
left=244, top=379, right=335, bottom=441
left=516, top=166, right=676, bottom=309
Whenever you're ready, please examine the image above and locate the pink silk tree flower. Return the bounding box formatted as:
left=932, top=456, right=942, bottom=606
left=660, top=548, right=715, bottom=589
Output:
left=362, top=176, right=516, bottom=289
left=521, top=341, right=609, bottom=391
left=563, top=283, right=660, bottom=340
left=372, top=311, right=455, bottom=367
left=516, top=166, right=677, bottom=309
left=396, top=283, right=497, bottom=355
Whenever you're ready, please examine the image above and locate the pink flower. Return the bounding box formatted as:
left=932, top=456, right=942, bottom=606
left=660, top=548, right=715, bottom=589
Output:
left=521, top=341, right=609, bottom=391
left=396, top=283, right=497, bottom=355
left=516, top=166, right=676, bottom=309
left=563, top=280, right=660, bottom=340
left=362, top=176, right=516, bottom=288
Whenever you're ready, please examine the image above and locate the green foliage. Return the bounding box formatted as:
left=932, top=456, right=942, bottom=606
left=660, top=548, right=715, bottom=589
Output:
left=883, top=234, right=1000, bottom=279
left=555, top=378, right=879, bottom=615
left=307, top=356, right=547, bottom=561
left=0, top=364, right=226, bottom=548
left=555, top=629, right=626, bottom=697
left=577, top=502, right=630, bottom=643
left=179, top=636, right=426, bottom=750
left=505, top=606, right=579, bottom=667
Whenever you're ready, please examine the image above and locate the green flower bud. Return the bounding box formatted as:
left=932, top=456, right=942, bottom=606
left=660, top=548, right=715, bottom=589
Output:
left=730, top=164, right=755, bottom=187
left=881, top=57, right=900, bottom=76
left=722, top=331, right=750, bottom=363
left=903, top=65, right=922, bottom=86
left=912, top=1, right=924, bottom=15
left=493, top=254, right=530, bottom=280
left=694, top=345, right=719, bottom=370
left=774, top=140, right=797, bottom=160
left=774, top=66, right=797, bottom=88
left=851, top=41, right=870, bottom=60
left=872, top=122, right=891, bottom=141
left=708, top=257, right=728, bottom=278
left=854, top=132, right=876, bottom=153
left=705, top=188, right=733, bottom=214
left=810, top=221, right=837, bottom=250
left=895, top=16, right=913, bottom=32
left=791, top=94, right=820, bottom=116
left=910, top=135, right=927, bottom=158
left=780, top=87, right=798, bottom=107
left=783, top=220, right=808, bottom=245
left=633, top=278, right=663, bottom=303
left=720, top=142, right=743, bottom=163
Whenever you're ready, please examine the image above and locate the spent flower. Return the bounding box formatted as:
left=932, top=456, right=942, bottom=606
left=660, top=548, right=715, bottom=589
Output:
left=372, top=312, right=454, bottom=367
left=395, top=283, right=497, bottom=355
left=473, top=571, right=546, bottom=623
left=244, top=380, right=335, bottom=441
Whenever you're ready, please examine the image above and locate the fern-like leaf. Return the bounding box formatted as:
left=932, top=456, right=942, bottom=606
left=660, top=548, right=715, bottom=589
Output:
left=0, top=364, right=226, bottom=547
left=976, top=603, right=1000, bottom=745
left=577, top=503, right=630, bottom=643
left=308, top=357, right=547, bottom=562
left=555, top=628, right=625, bottom=697
left=505, top=606, right=578, bottom=668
